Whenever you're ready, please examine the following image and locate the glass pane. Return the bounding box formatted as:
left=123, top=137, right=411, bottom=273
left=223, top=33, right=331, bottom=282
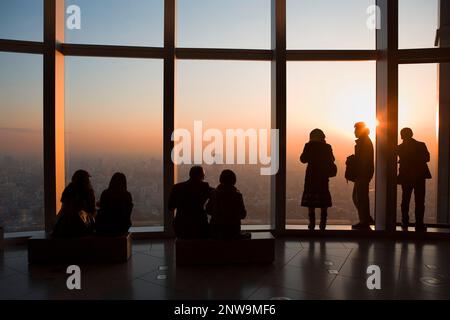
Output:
left=287, top=0, right=375, bottom=49
left=65, top=0, right=164, bottom=47
left=398, top=64, right=438, bottom=225
left=399, top=0, right=439, bottom=49
left=0, top=52, right=44, bottom=233
left=175, top=61, right=272, bottom=227
left=0, top=0, right=43, bottom=41
left=286, top=62, right=376, bottom=228
left=177, top=0, right=271, bottom=49
left=65, top=57, right=164, bottom=228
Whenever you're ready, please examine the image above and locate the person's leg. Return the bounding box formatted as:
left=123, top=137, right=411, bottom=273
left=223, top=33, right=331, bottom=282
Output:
left=356, top=179, right=371, bottom=225
left=401, top=184, right=413, bottom=229
left=320, top=208, right=327, bottom=231
left=414, top=179, right=426, bottom=231
left=308, top=207, right=316, bottom=230
left=352, top=182, right=359, bottom=212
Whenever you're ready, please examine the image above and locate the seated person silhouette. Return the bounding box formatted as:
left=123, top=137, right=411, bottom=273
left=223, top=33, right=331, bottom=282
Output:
left=96, top=172, right=134, bottom=236
left=206, top=170, right=249, bottom=240
left=52, top=170, right=96, bottom=238
left=168, top=166, right=212, bottom=239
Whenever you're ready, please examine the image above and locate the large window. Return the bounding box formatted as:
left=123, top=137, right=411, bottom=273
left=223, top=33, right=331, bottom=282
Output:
left=175, top=60, right=272, bottom=227
left=287, top=0, right=375, bottom=49
left=1, top=0, right=450, bottom=234
left=177, top=0, right=271, bottom=49
left=286, top=62, right=376, bottom=227
left=399, top=0, right=439, bottom=49
left=398, top=64, right=439, bottom=224
left=0, top=0, right=43, bottom=42
left=65, top=57, right=164, bottom=228
left=0, top=52, right=44, bottom=233
left=65, top=0, right=164, bottom=47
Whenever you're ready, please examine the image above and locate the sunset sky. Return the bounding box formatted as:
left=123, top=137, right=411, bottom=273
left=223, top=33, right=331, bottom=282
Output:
left=0, top=0, right=441, bottom=165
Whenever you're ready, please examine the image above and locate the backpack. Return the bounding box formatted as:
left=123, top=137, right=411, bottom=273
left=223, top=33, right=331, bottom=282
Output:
left=345, top=155, right=357, bottom=182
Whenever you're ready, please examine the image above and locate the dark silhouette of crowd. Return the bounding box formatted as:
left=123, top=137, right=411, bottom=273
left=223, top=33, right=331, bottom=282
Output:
left=52, top=123, right=431, bottom=238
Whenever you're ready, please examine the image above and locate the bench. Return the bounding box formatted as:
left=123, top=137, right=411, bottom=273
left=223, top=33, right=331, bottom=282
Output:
left=28, top=233, right=132, bottom=264
left=175, top=232, right=275, bottom=266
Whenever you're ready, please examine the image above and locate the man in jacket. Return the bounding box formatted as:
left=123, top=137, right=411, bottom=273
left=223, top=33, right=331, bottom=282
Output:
left=397, top=128, right=431, bottom=232
left=352, top=122, right=375, bottom=230
left=168, top=166, right=212, bottom=239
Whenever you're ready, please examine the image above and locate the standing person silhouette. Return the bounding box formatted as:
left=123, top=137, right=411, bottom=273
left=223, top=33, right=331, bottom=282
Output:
left=397, top=128, right=431, bottom=232
left=300, top=129, right=337, bottom=231
left=351, top=122, right=375, bottom=230
left=168, top=166, right=212, bottom=239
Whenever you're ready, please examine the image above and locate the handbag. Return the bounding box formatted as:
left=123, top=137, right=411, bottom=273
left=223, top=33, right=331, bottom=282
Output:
left=328, top=162, right=338, bottom=178
left=345, top=155, right=357, bottom=182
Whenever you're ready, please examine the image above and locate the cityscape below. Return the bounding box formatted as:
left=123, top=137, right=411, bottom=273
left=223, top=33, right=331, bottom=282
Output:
left=0, top=155, right=438, bottom=233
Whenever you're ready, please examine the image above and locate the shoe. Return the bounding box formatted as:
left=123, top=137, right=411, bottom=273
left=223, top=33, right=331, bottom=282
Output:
left=308, top=224, right=315, bottom=231
left=319, top=224, right=326, bottom=231
left=352, top=223, right=371, bottom=230
left=401, top=222, right=409, bottom=232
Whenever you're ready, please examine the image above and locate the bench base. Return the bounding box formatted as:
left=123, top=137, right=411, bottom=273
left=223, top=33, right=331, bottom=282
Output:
left=28, top=233, right=132, bottom=264
left=176, top=232, right=275, bottom=266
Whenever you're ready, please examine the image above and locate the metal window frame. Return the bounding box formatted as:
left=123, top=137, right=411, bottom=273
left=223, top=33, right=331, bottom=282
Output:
left=0, top=0, right=449, bottom=236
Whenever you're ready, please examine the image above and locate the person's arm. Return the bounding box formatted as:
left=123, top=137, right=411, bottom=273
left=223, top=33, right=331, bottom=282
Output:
left=205, top=196, right=213, bottom=216
left=125, top=192, right=134, bottom=215
left=168, top=186, right=177, bottom=212
left=329, top=145, right=336, bottom=163
left=86, top=189, right=96, bottom=216
left=422, top=143, right=431, bottom=163
left=237, top=193, right=247, bottom=220
left=300, top=144, right=310, bottom=164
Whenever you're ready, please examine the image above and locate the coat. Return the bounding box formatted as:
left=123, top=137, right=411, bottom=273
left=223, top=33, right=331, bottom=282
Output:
left=206, top=184, right=247, bottom=239
left=52, top=183, right=96, bottom=238
left=300, top=141, right=335, bottom=208
left=355, top=136, right=374, bottom=181
left=96, top=189, right=133, bottom=236
left=397, top=138, right=432, bottom=185
left=168, top=179, right=212, bottom=239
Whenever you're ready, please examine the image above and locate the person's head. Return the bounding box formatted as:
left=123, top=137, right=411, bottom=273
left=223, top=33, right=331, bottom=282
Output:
left=71, top=170, right=92, bottom=189
left=354, top=122, right=370, bottom=139
left=189, top=166, right=205, bottom=182
left=219, top=169, right=237, bottom=186
left=309, top=129, right=326, bottom=143
left=108, top=172, right=127, bottom=193
left=400, top=127, right=414, bottom=141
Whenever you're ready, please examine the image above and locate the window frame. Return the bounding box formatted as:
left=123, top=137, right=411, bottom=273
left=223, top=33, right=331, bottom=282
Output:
left=0, top=0, right=450, bottom=237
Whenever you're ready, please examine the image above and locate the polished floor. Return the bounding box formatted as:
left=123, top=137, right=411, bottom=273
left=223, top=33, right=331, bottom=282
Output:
left=1, top=237, right=450, bottom=300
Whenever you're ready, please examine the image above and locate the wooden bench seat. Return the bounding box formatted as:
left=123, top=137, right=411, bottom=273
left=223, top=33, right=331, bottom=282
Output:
left=175, top=232, right=275, bottom=266
left=28, top=233, right=132, bottom=264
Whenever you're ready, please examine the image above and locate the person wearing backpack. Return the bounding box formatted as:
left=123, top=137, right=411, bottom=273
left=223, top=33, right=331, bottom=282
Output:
left=349, top=122, right=375, bottom=230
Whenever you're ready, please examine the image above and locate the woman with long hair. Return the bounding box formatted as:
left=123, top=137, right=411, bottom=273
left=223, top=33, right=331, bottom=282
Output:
left=96, top=172, right=133, bottom=236
left=300, top=129, right=336, bottom=231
